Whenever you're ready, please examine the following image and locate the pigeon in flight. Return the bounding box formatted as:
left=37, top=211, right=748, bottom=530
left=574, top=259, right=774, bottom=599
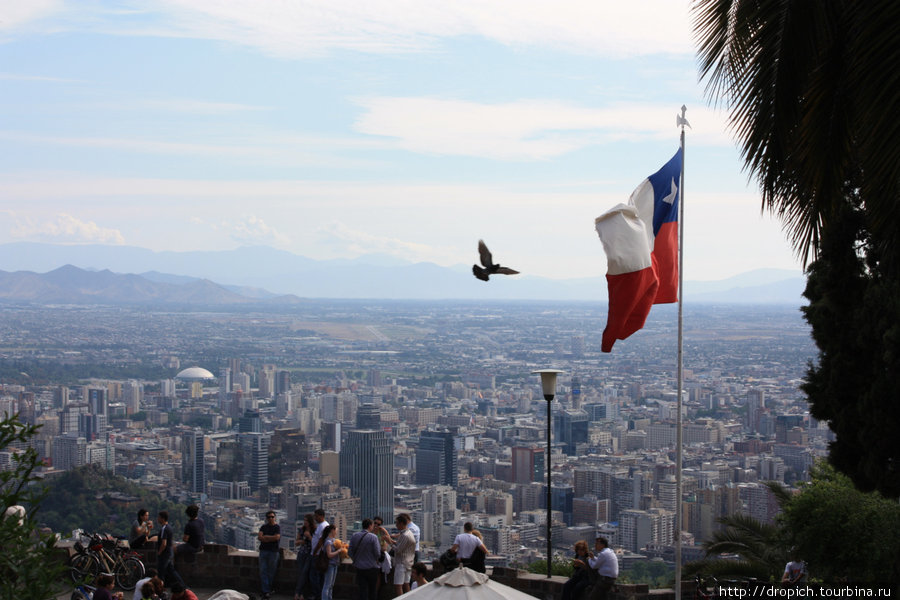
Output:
left=472, top=239, right=520, bottom=281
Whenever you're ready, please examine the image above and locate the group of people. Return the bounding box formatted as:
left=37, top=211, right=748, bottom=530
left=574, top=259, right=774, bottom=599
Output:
left=289, top=510, right=431, bottom=600
left=562, top=535, right=619, bottom=600
left=129, top=505, right=205, bottom=599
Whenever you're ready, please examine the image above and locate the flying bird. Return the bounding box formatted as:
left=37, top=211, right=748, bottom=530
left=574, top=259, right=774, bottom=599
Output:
left=472, top=239, right=520, bottom=281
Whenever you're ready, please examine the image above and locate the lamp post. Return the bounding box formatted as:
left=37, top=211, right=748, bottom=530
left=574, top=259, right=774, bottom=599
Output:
left=533, top=368, right=563, bottom=578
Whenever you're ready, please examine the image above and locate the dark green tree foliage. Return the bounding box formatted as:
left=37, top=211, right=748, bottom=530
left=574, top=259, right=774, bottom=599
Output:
left=684, top=512, right=787, bottom=581
left=39, top=464, right=186, bottom=537
left=0, top=415, right=64, bottom=600
left=778, top=463, right=900, bottom=582
left=801, top=204, right=900, bottom=498
left=694, top=0, right=900, bottom=500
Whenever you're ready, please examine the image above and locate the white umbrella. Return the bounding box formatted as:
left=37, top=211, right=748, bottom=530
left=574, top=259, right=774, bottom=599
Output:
left=397, top=567, right=541, bottom=600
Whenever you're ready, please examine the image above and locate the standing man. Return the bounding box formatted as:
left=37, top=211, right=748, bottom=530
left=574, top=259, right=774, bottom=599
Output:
left=308, top=508, right=329, bottom=600
left=581, top=536, right=617, bottom=600
left=385, top=514, right=416, bottom=597
left=176, top=505, right=204, bottom=563
left=258, top=511, right=281, bottom=600
left=404, top=514, right=421, bottom=566
left=348, top=519, right=382, bottom=600
left=157, top=510, right=185, bottom=589
left=130, top=508, right=157, bottom=549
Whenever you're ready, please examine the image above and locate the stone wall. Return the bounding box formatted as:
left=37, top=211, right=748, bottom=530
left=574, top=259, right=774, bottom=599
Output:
left=63, top=542, right=680, bottom=600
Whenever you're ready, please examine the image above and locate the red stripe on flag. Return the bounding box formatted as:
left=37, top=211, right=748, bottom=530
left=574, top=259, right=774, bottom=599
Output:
left=602, top=267, right=660, bottom=352
left=652, top=220, right=678, bottom=304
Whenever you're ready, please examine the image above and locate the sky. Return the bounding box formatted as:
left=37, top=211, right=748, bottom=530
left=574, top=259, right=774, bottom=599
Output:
left=0, top=0, right=803, bottom=281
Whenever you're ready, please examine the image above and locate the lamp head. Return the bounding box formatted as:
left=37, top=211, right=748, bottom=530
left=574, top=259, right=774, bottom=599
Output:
left=532, top=369, right=563, bottom=402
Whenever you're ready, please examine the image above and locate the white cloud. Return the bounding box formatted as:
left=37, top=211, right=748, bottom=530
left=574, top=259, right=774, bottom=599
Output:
left=3, top=1, right=693, bottom=59
left=223, top=215, right=292, bottom=247
left=355, top=97, right=732, bottom=160
left=10, top=213, right=125, bottom=244
left=0, top=0, right=64, bottom=31
left=316, top=221, right=458, bottom=264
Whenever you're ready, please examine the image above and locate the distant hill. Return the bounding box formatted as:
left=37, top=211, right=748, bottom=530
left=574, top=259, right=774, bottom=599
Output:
left=0, top=265, right=304, bottom=306
left=0, top=242, right=806, bottom=303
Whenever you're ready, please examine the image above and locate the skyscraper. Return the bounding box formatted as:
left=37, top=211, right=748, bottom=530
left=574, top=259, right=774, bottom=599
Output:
left=356, top=403, right=381, bottom=430
left=554, top=409, right=589, bottom=455
left=182, top=431, right=206, bottom=494
left=511, top=446, right=544, bottom=484
left=268, top=427, right=308, bottom=486
left=416, top=429, right=458, bottom=487
left=340, top=430, right=393, bottom=522
left=240, top=432, right=270, bottom=492
left=275, top=370, right=291, bottom=396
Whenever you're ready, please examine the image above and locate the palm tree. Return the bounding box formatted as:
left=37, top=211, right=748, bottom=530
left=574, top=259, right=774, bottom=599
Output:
left=691, top=0, right=900, bottom=265
left=685, top=513, right=788, bottom=582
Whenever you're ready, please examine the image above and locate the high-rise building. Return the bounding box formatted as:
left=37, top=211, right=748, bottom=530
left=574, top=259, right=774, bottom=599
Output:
left=52, top=433, right=87, bottom=471
left=511, top=446, right=544, bottom=484
left=219, top=367, right=232, bottom=401
left=268, top=427, right=308, bottom=486
left=87, top=387, right=108, bottom=416
left=240, top=432, right=270, bottom=492
left=182, top=431, right=206, bottom=494
left=54, top=386, right=70, bottom=409
left=276, top=370, right=291, bottom=396
left=554, top=409, right=589, bottom=455
left=239, top=409, right=261, bottom=433
left=215, top=438, right=243, bottom=481
left=416, top=429, right=457, bottom=487
left=160, top=379, right=176, bottom=398
left=123, top=381, right=143, bottom=415
left=340, top=430, right=393, bottom=522
left=59, top=403, right=89, bottom=435
left=322, top=422, right=342, bottom=452
left=356, top=404, right=381, bottom=430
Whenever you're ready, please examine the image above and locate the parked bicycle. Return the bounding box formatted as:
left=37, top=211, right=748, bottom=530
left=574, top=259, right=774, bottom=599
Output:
left=695, top=575, right=719, bottom=600
left=67, top=533, right=144, bottom=590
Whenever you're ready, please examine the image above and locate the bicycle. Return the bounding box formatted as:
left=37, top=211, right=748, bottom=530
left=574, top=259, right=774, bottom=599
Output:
left=67, top=535, right=98, bottom=583
left=71, top=582, right=95, bottom=600
left=80, top=533, right=145, bottom=590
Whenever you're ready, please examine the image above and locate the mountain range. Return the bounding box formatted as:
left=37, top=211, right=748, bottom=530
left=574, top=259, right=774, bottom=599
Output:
left=0, top=242, right=805, bottom=304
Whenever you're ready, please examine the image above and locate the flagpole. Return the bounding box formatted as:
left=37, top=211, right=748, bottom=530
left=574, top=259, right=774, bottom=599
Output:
left=674, top=105, right=687, bottom=600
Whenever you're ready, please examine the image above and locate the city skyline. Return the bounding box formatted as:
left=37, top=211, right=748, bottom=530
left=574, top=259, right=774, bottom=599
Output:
left=1, top=1, right=802, bottom=282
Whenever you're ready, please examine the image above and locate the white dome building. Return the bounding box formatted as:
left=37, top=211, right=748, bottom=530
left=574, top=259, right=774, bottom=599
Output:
left=175, top=366, right=215, bottom=380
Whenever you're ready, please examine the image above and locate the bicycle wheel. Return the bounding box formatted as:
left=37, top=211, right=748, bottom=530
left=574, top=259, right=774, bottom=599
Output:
left=68, top=553, right=98, bottom=583
left=115, top=556, right=144, bottom=590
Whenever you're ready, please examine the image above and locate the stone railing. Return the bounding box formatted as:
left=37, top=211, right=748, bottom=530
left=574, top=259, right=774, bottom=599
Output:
left=60, top=542, right=685, bottom=600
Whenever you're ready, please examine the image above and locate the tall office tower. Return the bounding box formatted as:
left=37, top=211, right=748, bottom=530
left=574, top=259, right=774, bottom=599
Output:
left=59, top=403, right=89, bottom=435
left=551, top=484, right=575, bottom=526
left=746, top=388, right=766, bottom=432
left=87, top=387, right=108, bottom=416
left=160, top=379, right=176, bottom=397
left=367, top=369, right=382, bottom=387
left=340, top=430, right=393, bottom=522
left=52, top=433, right=87, bottom=471
left=54, top=386, right=70, bottom=409
left=229, top=358, right=242, bottom=381
left=182, top=431, right=206, bottom=494
left=123, top=381, right=143, bottom=415
left=322, top=422, right=342, bottom=452
left=215, top=438, right=244, bottom=481
left=239, top=409, right=261, bottom=433
left=259, top=365, right=276, bottom=399
left=571, top=336, right=585, bottom=358
left=554, top=409, right=589, bottom=455
left=656, top=475, right=678, bottom=512
left=235, top=372, right=251, bottom=395
left=416, top=430, right=458, bottom=487
left=268, top=427, right=308, bottom=486
left=276, top=392, right=293, bottom=418
left=618, top=508, right=675, bottom=552
left=570, top=375, right=583, bottom=409
left=78, top=413, right=106, bottom=441
left=219, top=367, right=232, bottom=401
left=319, top=450, right=340, bottom=482
left=275, top=370, right=291, bottom=396
left=511, top=446, right=544, bottom=484
left=356, top=403, right=381, bottom=430
left=240, top=432, right=270, bottom=492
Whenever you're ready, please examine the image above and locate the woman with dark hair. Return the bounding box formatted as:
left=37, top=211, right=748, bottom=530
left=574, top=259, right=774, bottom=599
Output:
left=562, top=540, right=594, bottom=600
left=294, top=513, right=316, bottom=600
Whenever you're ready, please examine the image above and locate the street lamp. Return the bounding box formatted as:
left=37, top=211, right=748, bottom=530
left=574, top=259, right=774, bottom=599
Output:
left=532, top=368, right=563, bottom=578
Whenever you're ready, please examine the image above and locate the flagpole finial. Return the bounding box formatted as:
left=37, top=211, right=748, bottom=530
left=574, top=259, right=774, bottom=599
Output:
left=677, top=105, right=691, bottom=129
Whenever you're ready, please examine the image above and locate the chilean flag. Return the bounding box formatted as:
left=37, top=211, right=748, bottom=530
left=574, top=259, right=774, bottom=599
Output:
left=595, top=149, right=682, bottom=352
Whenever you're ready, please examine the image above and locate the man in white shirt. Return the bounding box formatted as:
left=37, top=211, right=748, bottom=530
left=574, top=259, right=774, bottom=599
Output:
left=132, top=568, right=158, bottom=600
left=405, top=514, right=421, bottom=564
left=583, top=536, right=617, bottom=600
left=450, top=522, right=487, bottom=566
